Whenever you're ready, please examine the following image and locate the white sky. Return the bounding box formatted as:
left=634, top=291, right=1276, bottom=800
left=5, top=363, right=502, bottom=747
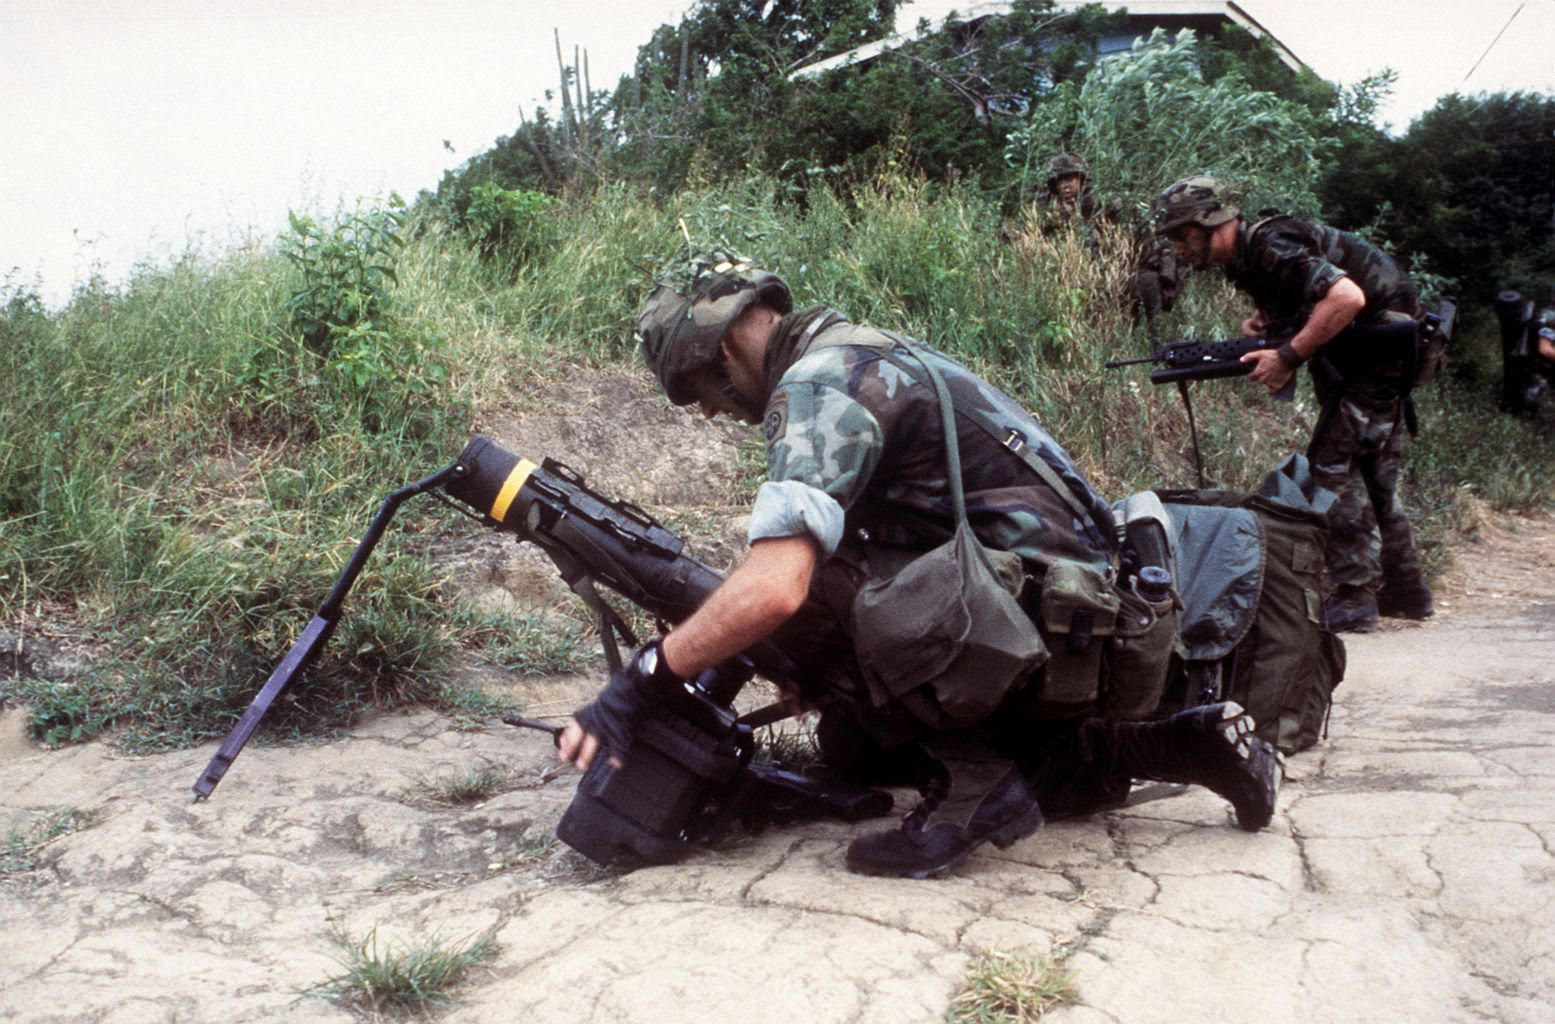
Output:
left=2, top=0, right=1551, bottom=308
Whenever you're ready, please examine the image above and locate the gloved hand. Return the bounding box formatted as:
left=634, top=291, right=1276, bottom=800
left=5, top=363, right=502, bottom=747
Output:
left=572, top=639, right=680, bottom=765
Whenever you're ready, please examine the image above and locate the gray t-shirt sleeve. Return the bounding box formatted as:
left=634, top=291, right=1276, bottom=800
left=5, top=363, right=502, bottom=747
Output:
left=747, top=479, right=847, bottom=556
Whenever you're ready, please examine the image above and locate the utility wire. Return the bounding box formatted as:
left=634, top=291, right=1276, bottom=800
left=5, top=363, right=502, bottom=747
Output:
left=1464, top=2, right=1524, bottom=81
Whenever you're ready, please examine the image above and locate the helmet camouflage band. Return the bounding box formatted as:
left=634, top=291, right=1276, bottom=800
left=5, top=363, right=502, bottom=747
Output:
left=1155, top=175, right=1240, bottom=234
left=636, top=257, right=793, bottom=405
left=1046, top=153, right=1089, bottom=188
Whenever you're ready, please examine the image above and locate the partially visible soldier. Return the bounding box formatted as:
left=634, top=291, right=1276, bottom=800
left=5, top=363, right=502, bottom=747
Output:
left=1034, top=152, right=1186, bottom=339
left=1154, top=175, right=1431, bottom=633
left=1036, top=152, right=1103, bottom=230
left=555, top=254, right=1281, bottom=878
left=1494, top=290, right=1555, bottom=413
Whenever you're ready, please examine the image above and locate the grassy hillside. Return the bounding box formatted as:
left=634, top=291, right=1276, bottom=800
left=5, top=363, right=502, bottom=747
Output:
left=2, top=173, right=1550, bottom=749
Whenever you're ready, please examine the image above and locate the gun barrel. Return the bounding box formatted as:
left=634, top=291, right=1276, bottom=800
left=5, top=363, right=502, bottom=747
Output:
left=1104, top=354, right=1161, bottom=369
left=1150, top=361, right=1254, bottom=384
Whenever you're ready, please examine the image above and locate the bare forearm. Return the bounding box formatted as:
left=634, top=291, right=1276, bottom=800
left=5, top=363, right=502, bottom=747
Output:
left=1288, top=278, right=1365, bottom=359
left=659, top=534, right=819, bottom=677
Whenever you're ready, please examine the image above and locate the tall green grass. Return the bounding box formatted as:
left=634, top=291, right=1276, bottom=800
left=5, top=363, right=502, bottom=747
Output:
left=2, top=172, right=1549, bottom=748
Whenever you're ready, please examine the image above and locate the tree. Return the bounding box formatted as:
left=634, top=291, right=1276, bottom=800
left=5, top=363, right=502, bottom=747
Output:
left=1390, top=92, right=1554, bottom=304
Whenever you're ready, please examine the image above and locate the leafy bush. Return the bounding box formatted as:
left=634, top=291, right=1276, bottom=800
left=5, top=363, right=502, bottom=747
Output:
left=464, top=182, right=560, bottom=267
left=283, top=197, right=406, bottom=356
left=1006, top=29, right=1328, bottom=221
left=271, top=196, right=454, bottom=437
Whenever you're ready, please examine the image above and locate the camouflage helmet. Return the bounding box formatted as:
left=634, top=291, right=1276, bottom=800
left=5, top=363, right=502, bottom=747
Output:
left=636, top=258, right=793, bottom=405
left=1155, top=175, right=1240, bottom=234
left=1045, top=153, right=1089, bottom=189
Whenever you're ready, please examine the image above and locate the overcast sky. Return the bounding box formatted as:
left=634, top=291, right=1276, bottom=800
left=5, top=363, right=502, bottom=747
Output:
left=2, top=0, right=1550, bottom=308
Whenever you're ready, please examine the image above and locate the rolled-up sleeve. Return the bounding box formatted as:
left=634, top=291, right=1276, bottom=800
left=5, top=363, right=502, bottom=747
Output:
left=747, top=480, right=847, bottom=556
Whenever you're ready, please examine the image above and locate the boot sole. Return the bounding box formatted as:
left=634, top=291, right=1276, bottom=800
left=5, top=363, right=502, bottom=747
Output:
left=1218, top=703, right=1282, bottom=831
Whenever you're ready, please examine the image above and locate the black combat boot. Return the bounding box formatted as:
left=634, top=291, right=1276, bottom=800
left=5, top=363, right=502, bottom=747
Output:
left=1323, top=585, right=1379, bottom=633
left=845, top=742, right=1044, bottom=879
left=1086, top=703, right=1281, bottom=831
left=1377, top=578, right=1434, bottom=620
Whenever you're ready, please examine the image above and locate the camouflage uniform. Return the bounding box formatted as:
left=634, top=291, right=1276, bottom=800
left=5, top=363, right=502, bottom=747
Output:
left=750, top=306, right=1116, bottom=735
left=1034, top=154, right=1184, bottom=337
left=1225, top=214, right=1424, bottom=601
left=636, top=275, right=1281, bottom=872
left=1129, top=236, right=1186, bottom=341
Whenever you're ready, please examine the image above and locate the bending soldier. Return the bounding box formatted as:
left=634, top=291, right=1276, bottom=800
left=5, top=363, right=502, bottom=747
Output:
left=1155, top=176, right=1432, bottom=632
left=556, top=255, right=1281, bottom=878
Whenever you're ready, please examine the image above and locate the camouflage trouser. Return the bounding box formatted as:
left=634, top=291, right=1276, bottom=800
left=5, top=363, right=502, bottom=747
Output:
left=1306, top=386, right=1423, bottom=594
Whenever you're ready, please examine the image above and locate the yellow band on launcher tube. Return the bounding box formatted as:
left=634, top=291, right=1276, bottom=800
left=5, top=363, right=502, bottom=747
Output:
left=490, top=459, right=537, bottom=523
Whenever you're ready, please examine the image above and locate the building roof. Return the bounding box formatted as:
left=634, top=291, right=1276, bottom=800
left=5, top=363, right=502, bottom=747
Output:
left=792, top=1, right=1309, bottom=79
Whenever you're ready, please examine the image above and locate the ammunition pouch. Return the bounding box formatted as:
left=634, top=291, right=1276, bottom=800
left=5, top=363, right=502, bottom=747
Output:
left=1034, top=559, right=1119, bottom=712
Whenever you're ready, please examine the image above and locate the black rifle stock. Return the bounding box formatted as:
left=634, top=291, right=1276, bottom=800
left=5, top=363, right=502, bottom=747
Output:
left=1106, top=319, right=1422, bottom=391
left=1104, top=318, right=1429, bottom=485
left=191, top=435, right=889, bottom=865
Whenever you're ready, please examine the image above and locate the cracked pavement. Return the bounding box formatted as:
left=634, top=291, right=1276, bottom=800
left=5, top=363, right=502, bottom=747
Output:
left=2, top=524, right=1552, bottom=1023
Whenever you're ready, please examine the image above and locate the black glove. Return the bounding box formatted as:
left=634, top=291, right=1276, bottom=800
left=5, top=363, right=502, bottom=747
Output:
left=573, top=639, right=681, bottom=761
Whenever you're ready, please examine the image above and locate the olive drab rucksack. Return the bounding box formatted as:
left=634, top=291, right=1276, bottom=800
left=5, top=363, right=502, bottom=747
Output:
left=1156, top=456, right=1347, bottom=754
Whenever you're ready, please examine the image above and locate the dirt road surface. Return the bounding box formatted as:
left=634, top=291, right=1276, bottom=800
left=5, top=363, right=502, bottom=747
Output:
left=3, top=490, right=1552, bottom=1022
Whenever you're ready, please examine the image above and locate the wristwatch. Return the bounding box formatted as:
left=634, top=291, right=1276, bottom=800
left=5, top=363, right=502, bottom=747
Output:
left=630, top=638, right=682, bottom=687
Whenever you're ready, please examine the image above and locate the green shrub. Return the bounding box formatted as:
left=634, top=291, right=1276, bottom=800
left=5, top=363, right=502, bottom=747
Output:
left=465, top=182, right=560, bottom=267
left=1007, top=29, right=1328, bottom=220
left=283, top=197, right=406, bottom=356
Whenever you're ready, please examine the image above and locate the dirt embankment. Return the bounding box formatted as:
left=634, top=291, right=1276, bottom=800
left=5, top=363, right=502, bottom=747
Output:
left=3, top=365, right=1553, bottom=1024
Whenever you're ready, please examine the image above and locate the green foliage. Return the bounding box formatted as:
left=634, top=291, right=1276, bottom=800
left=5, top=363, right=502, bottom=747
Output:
left=283, top=196, right=405, bottom=355
left=1006, top=29, right=1328, bottom=220
left=946, top=950, right=1078, bottom=1023
left=0, top=225, right=478, bottom=751
left=1323, top=92, right=1555, bottom=306
left=464, top=182, right=561, bottom=267
left=268, top=197, right=454, bottom=437
left=307, top=924, right=498, bottom=1015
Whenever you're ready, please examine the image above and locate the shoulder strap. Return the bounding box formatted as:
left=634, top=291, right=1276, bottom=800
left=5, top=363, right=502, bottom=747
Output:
left=892, top=346, right=970, bottom=528
left=800, top=321, right=1101, bottom=531
left=871, top=334, right=1099, bottom=529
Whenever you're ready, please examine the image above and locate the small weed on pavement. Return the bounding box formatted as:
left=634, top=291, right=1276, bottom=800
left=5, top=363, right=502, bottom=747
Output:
left=307, top=924, right=498, bottom=1016
left=947, top=951, right=1078, bottom=1023
left=0, top=807, right=93, bottom=874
